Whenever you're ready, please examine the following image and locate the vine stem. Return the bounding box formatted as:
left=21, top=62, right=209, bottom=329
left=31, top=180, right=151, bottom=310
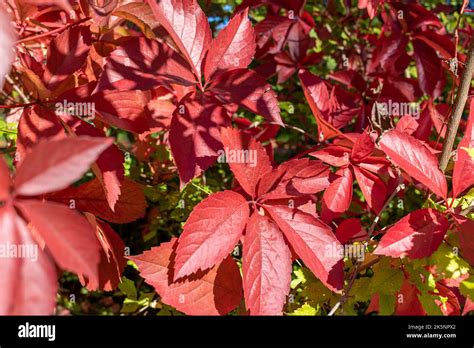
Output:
left=0, top=101, right=37, bottom=109
left=327, top=176, right=405, bottom=316
left=439, top=38, right=474, bottom=172
left=263, top=121, right=320, bottom=142
left=16, top=17, right=90, bottom=44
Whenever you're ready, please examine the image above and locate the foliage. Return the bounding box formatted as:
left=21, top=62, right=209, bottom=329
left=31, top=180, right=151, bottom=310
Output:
left=0, top=0, right=473, bottom=316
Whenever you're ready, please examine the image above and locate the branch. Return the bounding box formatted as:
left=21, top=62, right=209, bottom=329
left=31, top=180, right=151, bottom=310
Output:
left=439, top=39, right=474, bottom=171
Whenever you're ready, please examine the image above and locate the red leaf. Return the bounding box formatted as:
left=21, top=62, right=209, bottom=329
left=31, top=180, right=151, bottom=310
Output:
left=169, top=93, right=230, bottom=186
left=0, top=1, right=16, bottom=88
left=243, top=212, right=292, bottom=315
left=130, top=238, right=242, bottom=315
left=69, top=118, right=125, bottom=210
left=209, top=69, right=282, bottom=125
left=99, top=36, right=196, bottom=90
left=15, top=199, right=102, bottom=287
left=14, top=136, right=112, bottom=196
left=48, top=178, right=146, bottom=224
left=396, top=115, right=419, bottom=135
left=336, top=218, right=367, bottom=244
left=259, top=158, right=329, bottom=200
left=203, top=8, right=256, bottom=82
left=299, top=70, right=342, bottom=140
left=146, top=0, right=212, bottom=81
left=452, top=104, right=474, bottom=198
left=0, top=157, right=11, bottom=201
left=413, top=39, right=443, bottom=97
left=90, top=90, right=155, bottom=133
left=351, top=131, right=374, bottom=163
left=379, top=129, right=447, bottom=198
left=23, top=0, right=72, bottom=11
left=220, top=127, right=272, bottom=197
left=353, top=166, right=387, bottom=213
left=16, top=106, right=65, bottom=164
left=174, top=190, right=250, bottom=280
left=367, top=31, right=408, bottom=74
left=310, top=146, right=350, bottom=167
left=434, top=281, right=461, bottom=316
left=82, top=215, right=127, bottom=291
left=322, top=167, right=353, bottom=214
left=453, top=215, right=474, bottom=266
left=395, top=279, right=426, bottom=315
left=0, top=205, right=57, bottom=315
left=374, top=208, right=448, bottom=259
left=289, top=161, right=331, bottom=195
left=44, top=26, right=92, bottom=91
left=265, top=205, right=344, bottom=291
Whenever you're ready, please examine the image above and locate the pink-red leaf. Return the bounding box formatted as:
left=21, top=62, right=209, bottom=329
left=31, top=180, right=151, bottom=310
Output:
left=209, top=69, right=282, bottom=125
left=99, top=36, right=196, bottom=90
left=131, top=238, right=242, bottom=315
left=169, top=93, right=230, bottom=186
left=322, top=168, right=353, bottom=214
left=243, top=212, right=292, bottom=315
left=309, top=146, right=350, bottom=167
left=48, top=178, right=146, bottom=224
left=44, top=26, right=92, bottom=91
left=220, top=127, right=272, bottom=197
left=452, top=104, right=474, bottom=198
left=353, top=166, right=387, bottom=213
left=265, top=205, right=344, bottom=291
left=412, top=39, right=443, bottom=97
left=379, top=129, right=447, bottom=198
left=0, top=206, right=57, bottom=315
left=453, top=215, right=474, bottom=266
left=82, top=215, right=127, bottom=291
left=15, top=199, right=102, bottom=286
left=336, top=218, right=367, bottom=244
left=174, top=190, right=250, bottom=280
left=0, top=157, right=11, bottom=201
left=374, top=208, right=448, bottom=259
left=146, top=0, right=212, bottom=81
left=14, top=136, right=112, bottom=196
left=351, top=131, right=374, bottom=163
left=0, top=2, right=16, bottom=88
left=203, top=8, right=256, bottom=81
left=299, top=70, right=341, bottom=140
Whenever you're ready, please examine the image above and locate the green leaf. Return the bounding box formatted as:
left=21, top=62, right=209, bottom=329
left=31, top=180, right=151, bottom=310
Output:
left=118, top=276, right=137, bottom=300
left=352, top=258, right=403, bottom=303
left=460, top=275, right=474, bottom=299
left=288, top=303, right=318, bottom=316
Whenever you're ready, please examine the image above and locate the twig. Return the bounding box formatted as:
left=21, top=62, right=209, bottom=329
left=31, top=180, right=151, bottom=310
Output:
left=16, top=17, right=90, bottom=44
left=5, top=75, right=30, bottom=104
left=439, top=38, right=474, bottom=171
left=264, top=121, right=320, bottom=142
left=0, top=102, right=37, bottom=109
left=327, top=177, right=405, bottom=316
